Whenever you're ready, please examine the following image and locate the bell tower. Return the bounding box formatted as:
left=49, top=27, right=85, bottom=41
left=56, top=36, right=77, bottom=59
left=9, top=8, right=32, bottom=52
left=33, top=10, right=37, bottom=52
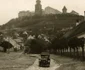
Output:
left=35, top=0, right=42, bottom=16
left=62, top=6, right=67, bottom=14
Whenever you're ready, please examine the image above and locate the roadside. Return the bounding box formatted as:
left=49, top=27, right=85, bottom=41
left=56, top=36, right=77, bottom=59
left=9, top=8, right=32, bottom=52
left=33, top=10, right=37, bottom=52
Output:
left=0, top=52, right=85, bottom=70
left=51, top=54, right=85, bottom=70
left=0, top=52, right=36, bottom=70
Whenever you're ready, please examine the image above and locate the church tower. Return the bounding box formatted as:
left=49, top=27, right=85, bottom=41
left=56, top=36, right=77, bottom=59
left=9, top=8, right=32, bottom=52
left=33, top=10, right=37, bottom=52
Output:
left=35, top=0, right=42, bottom=16
left=62, top=6, right=67, bottom=14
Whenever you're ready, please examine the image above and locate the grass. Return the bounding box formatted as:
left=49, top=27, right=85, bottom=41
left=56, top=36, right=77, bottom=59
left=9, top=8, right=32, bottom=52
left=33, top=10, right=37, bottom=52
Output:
left=0, top=52, right=36, bottom=70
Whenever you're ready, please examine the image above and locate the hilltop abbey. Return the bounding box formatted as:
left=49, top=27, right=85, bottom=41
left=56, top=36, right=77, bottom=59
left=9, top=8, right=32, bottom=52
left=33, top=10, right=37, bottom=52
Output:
left=18, top=0, right=79, bottom=18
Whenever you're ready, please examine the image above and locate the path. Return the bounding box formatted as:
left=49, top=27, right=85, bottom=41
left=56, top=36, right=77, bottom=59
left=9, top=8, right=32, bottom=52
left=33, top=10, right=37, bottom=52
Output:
left=25, top=59, right=61, bottom=70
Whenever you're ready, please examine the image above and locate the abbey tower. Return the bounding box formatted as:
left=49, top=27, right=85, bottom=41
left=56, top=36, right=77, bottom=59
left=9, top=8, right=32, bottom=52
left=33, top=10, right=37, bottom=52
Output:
left=35, top=0, right=42, bottom=16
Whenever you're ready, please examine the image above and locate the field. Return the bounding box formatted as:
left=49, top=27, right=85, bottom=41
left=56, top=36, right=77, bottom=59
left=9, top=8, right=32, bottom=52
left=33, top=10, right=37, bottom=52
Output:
left=0, top=52, right=36, bottom=70
left=0, top=52, right=85, bottom=70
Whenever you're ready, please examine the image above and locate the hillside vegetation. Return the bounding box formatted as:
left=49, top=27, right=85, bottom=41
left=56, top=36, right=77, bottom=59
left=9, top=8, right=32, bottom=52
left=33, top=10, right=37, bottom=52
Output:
left=0, top=14, right=83, bottom=34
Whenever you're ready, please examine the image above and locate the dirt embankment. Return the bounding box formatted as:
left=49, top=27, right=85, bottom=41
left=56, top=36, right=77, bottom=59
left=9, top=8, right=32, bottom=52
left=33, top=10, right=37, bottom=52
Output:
left=51, top=55, right=85, bottom=70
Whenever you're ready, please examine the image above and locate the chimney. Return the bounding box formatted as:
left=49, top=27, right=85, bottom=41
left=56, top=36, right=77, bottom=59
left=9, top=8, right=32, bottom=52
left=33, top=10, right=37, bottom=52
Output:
left=84, top=11, right=85, bottom=20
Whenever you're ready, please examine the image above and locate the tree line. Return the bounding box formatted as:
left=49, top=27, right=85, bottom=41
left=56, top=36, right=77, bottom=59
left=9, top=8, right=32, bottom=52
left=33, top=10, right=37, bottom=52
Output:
left=49, top=37, right=85, bottom=61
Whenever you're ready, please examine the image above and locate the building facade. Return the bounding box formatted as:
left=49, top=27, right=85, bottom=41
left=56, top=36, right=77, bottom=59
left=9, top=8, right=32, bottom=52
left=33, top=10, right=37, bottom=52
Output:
left=18, top=11, right=31, bottom=18
left=44, top=6, right=61, bottom=15
left=18, top=11, right=35, bottom=18
left=70, top=10, right=79, bottom=15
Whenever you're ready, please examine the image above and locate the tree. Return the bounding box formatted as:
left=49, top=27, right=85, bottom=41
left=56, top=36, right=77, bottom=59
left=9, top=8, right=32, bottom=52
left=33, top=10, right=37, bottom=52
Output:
left=0, top=41, right=13, bottom=52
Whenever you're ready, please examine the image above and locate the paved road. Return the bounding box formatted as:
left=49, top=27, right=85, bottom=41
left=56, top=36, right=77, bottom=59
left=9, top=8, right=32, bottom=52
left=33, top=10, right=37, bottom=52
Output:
left=25, top=59, right=61, bottom=70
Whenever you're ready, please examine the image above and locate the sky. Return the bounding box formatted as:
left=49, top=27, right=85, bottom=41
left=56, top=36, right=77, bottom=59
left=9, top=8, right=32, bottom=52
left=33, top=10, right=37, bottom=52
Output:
left=0, top=0, right=85, bottom=25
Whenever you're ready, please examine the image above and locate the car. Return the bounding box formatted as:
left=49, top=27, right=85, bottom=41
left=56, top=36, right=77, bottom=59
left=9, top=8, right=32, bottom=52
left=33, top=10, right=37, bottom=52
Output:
left=39, top=52, right=50, bottom=67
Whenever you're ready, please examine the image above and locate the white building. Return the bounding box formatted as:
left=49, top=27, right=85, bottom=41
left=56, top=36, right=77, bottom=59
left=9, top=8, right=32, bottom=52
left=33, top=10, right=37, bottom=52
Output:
left=70, top=10, right=79, bottom=15
left=44, top=6, right=61, bottom=15
left=18, top=11, right=32, bottom=18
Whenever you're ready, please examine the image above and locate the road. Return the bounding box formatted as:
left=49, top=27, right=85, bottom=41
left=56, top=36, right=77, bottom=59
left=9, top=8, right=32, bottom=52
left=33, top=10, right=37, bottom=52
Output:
left=25, top=59, right=61, bottom=70
left=0, top=53, right=85, bottom=70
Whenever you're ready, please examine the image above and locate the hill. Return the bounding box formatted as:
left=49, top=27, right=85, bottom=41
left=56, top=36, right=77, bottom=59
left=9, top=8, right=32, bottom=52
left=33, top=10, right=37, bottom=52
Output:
left=0, top=13, right=84, bottom=35
left=63, top=20, right=85, bottom=39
